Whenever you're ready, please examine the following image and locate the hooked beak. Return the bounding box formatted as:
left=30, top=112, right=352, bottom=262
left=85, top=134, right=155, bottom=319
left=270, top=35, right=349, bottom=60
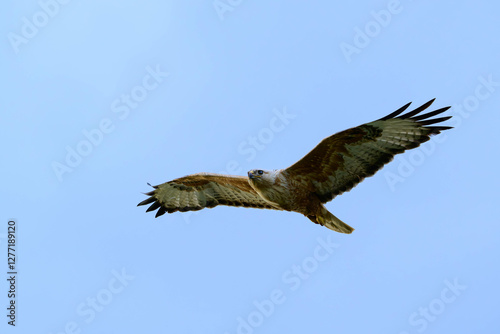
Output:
left=248, top=171, right=260, bottom=179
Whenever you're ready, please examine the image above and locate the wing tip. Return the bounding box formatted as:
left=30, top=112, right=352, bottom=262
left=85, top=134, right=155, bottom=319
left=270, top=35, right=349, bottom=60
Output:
left=155, top=207, right=167, bottom=218
left=428, top=125, right=453, bottom=135
left=137, top=196, right=155, bottom=207
left=378, top=101, right=412, bottom=121
left=379, top=99, right=452, bottom=131
left=137, top=185, right=167, bottom=216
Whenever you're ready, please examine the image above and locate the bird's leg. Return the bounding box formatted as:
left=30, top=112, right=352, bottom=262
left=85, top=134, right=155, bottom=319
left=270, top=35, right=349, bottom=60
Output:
left=307, top=215, right=324, bottom=226
left=316, top=216, right=326, bottom=226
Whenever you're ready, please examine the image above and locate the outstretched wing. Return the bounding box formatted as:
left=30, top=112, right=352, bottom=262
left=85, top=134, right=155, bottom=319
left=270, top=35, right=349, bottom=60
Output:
left=284, top=99, right=452, bottom=203
left=138, top=173, right=281, bottom=217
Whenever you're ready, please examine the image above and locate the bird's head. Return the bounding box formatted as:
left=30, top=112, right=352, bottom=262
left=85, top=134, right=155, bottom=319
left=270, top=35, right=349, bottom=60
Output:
left=248, top=169, right=283, bottom=188
left=248, top=169, right=274, bottom=192
left=248, top=169, right=267, bottom=181
left=247, top=169, right=284, bottom=198
left=249, top=168, right=278, bottom=181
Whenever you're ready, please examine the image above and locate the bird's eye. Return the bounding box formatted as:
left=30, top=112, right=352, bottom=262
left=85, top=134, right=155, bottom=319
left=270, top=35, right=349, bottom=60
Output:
left=258, top=170, right=264, bottom=175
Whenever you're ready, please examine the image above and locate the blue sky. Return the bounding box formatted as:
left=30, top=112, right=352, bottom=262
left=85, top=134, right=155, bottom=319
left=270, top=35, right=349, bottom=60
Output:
left=2, top=1, right=500, bottom=333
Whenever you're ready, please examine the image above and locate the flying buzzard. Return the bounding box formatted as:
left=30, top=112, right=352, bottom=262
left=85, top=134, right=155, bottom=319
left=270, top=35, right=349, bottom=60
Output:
left=138, top=99, right=452, bottom=233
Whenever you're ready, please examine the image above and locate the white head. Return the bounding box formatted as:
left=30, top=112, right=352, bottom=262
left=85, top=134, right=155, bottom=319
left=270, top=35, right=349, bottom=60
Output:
left=247, top=169, right=281, bottom=186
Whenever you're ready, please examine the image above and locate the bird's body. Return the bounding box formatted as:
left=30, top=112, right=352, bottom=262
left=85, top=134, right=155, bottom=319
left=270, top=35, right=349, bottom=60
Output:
left=246, top=169, right=351, bottom=232
left=138, top=99, right=452, bottom=233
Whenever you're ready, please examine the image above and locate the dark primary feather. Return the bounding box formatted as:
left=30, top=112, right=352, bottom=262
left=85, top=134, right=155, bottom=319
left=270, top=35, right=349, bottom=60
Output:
left=377, top=101, right=412, bottom=120
left=393, top=99, right=436, bottom=119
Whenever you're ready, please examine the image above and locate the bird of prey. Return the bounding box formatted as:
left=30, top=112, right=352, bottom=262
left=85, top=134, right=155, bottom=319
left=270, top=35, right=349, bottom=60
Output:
left=138, top=99, right=452, bottom=234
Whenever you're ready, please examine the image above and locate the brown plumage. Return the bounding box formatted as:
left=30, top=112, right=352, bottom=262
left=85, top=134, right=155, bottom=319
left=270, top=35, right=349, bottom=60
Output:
left=138, top=99, right=452, bottom=233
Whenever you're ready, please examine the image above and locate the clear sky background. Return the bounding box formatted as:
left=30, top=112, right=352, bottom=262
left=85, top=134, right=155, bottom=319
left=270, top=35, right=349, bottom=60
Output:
left=2, top=1, right=500, bottom=333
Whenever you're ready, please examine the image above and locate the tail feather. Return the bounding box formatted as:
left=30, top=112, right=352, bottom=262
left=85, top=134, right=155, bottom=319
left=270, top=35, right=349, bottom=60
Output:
left=316, top=207, right=354, bottom=234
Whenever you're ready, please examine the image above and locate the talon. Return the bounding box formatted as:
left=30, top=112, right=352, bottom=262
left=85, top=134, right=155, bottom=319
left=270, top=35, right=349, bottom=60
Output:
left=316, top=216, right=325, bottom=226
